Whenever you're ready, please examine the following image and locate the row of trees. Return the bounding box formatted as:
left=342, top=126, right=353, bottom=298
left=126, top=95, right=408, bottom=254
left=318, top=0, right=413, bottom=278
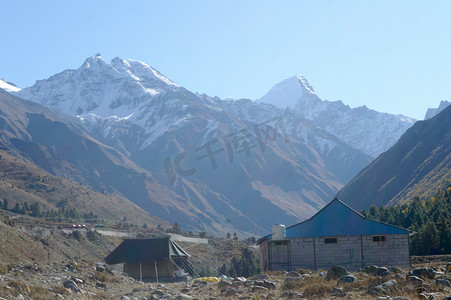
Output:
left=362, top=185, right=451, bottom=255
left=218, top=247, right=259, bottom=278
left=2, top=199, right=98, bottom=223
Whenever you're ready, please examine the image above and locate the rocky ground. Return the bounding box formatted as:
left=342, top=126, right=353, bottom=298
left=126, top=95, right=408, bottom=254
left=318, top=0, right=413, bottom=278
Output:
left=0, top=259, right=450, bottom=300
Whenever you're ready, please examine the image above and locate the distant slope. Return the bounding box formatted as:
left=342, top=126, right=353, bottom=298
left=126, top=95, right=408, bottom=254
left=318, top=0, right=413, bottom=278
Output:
left=337, top=105, right=451, bottom=211
left=0, top=89, right=170, bottom=227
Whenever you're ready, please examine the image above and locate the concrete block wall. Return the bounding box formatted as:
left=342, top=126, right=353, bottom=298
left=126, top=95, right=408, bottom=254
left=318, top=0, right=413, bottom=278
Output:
left=314, top=235, right=362, bottom=270
left=269, top=242, right=289, bottom=271
left=262, top=234, right=410, bottom=272
left=289, top=237, right=315, bottom=270
left=361, top=234, right=410, bottom=267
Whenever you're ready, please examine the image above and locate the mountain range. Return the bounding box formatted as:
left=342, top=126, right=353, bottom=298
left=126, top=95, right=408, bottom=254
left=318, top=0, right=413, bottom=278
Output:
left=338, top=104, right=451, bottom=211
left=0, top=54, right=432, bottom=235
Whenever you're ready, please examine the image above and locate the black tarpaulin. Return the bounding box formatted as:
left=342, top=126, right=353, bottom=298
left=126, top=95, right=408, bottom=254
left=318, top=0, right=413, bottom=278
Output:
left=105, top=237, right=190, bottom=264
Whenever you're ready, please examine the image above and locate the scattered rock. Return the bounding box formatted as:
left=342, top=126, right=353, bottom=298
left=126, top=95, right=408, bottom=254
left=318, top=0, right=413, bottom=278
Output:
left=408, top=276, right=423, bottom=284
left=368, top=279, right=397, bottom=295
left=415, top=283, right=432, bottom=294
left=376, top=267, right=389, bottom=275
left=379, top=271, right=393, bottom=277
left=287, top=271, right=301, bottom=278
left=363, top=265, right=379, bottom=275
left=436, top=278, right=451, bottom=287
left=234, top=277, right=246, bottom=282
left=232, top=280, right=245, bottom=287
left=254, top=274, right=270, bottom=280
left=180, top=287, right=190, bottom=293
left=284, top=277, right=302, bottom=284
left=63, top=279, right=81, bottom=293
left=96, top=281, right=106, bottom=288
left=175, top=294, right=194, bottom=300
left=223, top=288, right=238, bottom=296
left=338, top=275, right=356, bottom=284
left=419, top=292, right=444, bottom=300
left=120, top=296, right=130, bottom=300
left=326, top=265, right=348, bottom=280
left=393, top=297, right=411, bottom=300
left=408, top=268, right=436, bottom=279
left=71, top=277, right=83, bottom=285
left=319, top=271, right=326, bottom=277
left=331, top=287, right=345, bottom=296
left=263, top=279, right=276, bottom=290
left=217, top=281, right=232, bottom=289
left=389, top=267, right=403, bottom=274
left=280, top=291, right=304, bottom=299
left=252, top=285, right=268, bottom=292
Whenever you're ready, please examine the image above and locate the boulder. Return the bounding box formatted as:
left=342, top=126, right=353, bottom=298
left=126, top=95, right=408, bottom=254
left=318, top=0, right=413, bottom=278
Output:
left=234, top=277, right=246, bottom=282
left=252, top=285, right=268, bottom=292
left=217, top=280, right=232, bottom=289
left=263, top=279, right=276, bottom=290
left=331, top=287, right=345, bottom=296
left=63, top=280, right=81, bottom=293
left=389, top=267, right=403, bottom=274
left=436, top=278, right=451, bottom=287
left=326, top=265, right=348, bottom=280
left=408, top=276, right=423, bottom=284
left=408, top=268, right=436, bottom=279
left=363, top=265, right=379, bottom=275
left=380, top=279, right=397, bottom=289
left=175, top=295, right=194, bottom=300
left=287, top=271, right=301, bottom=278
left=368, top=279, right=397, bottom=295
left=337, top=275, right=356, bottom=284
left=379, top=271, right=393, bottom=277
left=254, top=274, right=270, bottom=280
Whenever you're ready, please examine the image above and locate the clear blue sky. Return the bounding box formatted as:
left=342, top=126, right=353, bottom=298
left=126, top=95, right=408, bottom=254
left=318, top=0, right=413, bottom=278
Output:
left=1, top=0, right=450, bottom=119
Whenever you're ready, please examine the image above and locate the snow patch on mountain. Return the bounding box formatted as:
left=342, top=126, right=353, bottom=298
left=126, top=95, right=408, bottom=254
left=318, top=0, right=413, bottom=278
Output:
left=0, top=79, right=21, bottom=92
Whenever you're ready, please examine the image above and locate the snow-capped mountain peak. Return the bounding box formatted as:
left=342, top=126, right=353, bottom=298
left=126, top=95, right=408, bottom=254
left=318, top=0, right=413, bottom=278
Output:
left=16, top=54, right=182, bottom=119
left=257, top=74, right=315, bottom=108
left=0, top=78, right=21, bottom=92
left=111, top=57, right=179, bottom=87
left=81, top=53, right=109, bottom=69
left=257, top=74, right=416, bottom=158
left=424, top=100, right=450, bottom=119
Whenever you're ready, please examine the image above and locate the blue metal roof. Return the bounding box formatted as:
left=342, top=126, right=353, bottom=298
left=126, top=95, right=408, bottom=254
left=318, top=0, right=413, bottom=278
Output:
left=259, top=198, right=410, bottom=243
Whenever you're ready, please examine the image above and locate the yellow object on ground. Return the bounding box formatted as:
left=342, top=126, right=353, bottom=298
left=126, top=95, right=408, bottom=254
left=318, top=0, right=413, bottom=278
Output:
left=195, top=277, right=220, bottom=282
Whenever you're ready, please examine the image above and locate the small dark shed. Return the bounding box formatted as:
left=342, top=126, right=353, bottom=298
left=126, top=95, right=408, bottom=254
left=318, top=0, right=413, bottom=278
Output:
left=105, top=237, right=190, bottom=281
